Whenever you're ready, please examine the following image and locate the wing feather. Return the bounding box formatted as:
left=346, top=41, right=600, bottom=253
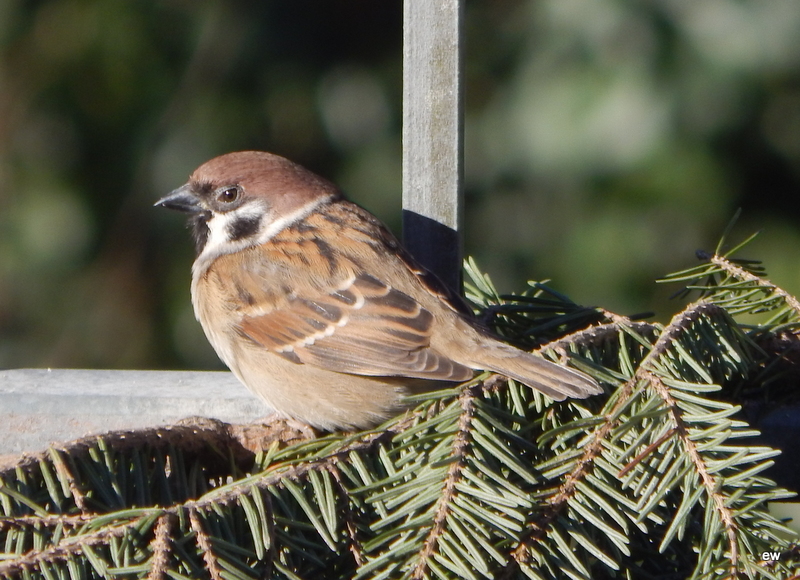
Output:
left=238, top=270, right=474, bottom=381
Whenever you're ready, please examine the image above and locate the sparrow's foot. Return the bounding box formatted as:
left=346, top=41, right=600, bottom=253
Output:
left=228, top=415, right=319, bottom=454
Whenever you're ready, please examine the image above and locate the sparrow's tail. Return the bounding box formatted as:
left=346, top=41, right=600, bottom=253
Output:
left=473, top=343, right=601, bottom=401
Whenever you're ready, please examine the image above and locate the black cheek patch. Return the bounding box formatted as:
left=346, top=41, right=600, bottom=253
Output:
left=191, top=212, right=212, bottom=255
left=228, top=215, right=262, bottom=241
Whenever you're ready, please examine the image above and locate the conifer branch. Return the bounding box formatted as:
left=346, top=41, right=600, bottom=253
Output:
left=188, top=429, right=395, bottom=510
left=0, top=515, right=152, bottom=576
left=506, top=300, right=732, bottom=576
left=411, top=384, right=479, bottom=579
left=617, top=426, right=676, bottom=478
left=262, top=491, right=277, bottom=579
left=542, top=320, right=657, bottom=353
left=644, top=368, right=739, bottom=575
left=49, top=449, right=90, bottom=513
left=0, top=514, right=91, bottom=531
left=146, top=514, right=174, bottom=580
left=710, top=253, right=800, bottom=317
left=504, top=349, right=641, bottom=574
left=189, top=508, right=223, bottom=580
left=328, top=464, right=366, bottom=568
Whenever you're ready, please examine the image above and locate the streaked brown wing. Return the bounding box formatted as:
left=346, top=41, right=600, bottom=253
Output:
left=238, top=272, right=474, bottom=381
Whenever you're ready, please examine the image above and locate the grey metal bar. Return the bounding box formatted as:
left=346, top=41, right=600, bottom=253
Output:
left=0, top=369, right=271, bottom=457
left=402, top=0, right=465, bottom=292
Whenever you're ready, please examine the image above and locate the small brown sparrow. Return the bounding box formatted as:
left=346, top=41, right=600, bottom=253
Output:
left=157, top=151, right=601, bottom=430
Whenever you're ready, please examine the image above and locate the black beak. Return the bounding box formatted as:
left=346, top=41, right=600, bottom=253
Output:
left=155, top=184, right=203, bottom=213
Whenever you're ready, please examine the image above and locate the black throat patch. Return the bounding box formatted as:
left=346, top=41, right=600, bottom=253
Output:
left=227, top=214, right=263, bottom=242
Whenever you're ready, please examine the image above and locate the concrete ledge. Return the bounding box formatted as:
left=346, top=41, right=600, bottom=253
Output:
left=0, top=369, right=272, bottom=457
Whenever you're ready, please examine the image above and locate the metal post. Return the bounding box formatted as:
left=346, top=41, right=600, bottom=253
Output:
left=402, top=0, right=465, bottom=292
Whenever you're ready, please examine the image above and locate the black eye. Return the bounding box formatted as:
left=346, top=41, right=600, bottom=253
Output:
left=216, top=186, right=240, bottom=204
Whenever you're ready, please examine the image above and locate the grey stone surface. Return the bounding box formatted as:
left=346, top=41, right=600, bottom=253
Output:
left=0, top=369, right=272, bottom=456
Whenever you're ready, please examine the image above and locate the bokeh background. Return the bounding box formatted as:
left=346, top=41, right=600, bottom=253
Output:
left=1, top=0, right=799, bottom=371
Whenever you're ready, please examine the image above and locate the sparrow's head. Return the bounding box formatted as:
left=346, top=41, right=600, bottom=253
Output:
left=156, top=151, right=341, bottom=266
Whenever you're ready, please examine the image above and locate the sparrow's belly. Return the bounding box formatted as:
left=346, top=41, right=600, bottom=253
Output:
left=190, top=300, right=407, bottom=429
left=225, top=341, right=418, bottom=430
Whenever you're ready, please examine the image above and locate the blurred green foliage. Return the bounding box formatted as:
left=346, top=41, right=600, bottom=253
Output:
left=0, top=0, right=799, bottom=371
